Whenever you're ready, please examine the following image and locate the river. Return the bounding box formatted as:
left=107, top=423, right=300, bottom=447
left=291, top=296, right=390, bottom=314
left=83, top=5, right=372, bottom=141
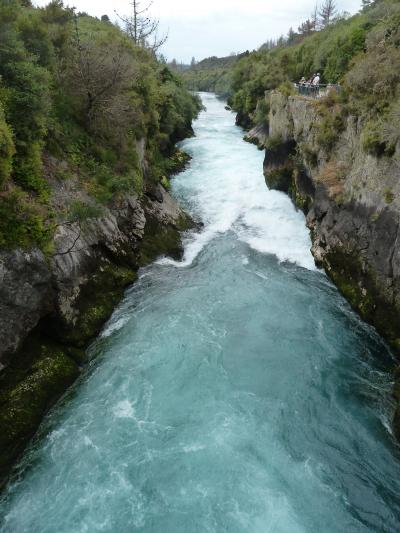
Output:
left=1, top=93, right=400, bottom=532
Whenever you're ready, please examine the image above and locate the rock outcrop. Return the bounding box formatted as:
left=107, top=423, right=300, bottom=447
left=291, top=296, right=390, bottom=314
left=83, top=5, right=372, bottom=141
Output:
left=244, top=123, right=269, bottom=148
left=0, top=249, right=54, bottom=366
left=0, top=185, right=189, bottom=362
left=258, top=90, right=400, bottom=436
left=0, top=155, right=193, bottom=484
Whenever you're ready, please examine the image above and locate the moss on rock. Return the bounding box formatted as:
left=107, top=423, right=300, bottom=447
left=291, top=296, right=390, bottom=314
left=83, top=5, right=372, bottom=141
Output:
left=324, top=249, right=400, bottom=345
left=52, top=263, right=137, bottom=348
left=138, top=218, right=184, bottom=267
left=265, top=164, right=313, bottom=214
left=167, top=148, right=192, bottom=175
left=0, top=336, right=80, bottom=485
left=292, top=186, right=312, bottom=213
left=264, top=165, right=294, bottom=193
left=137, top=203, right=195, bottom=267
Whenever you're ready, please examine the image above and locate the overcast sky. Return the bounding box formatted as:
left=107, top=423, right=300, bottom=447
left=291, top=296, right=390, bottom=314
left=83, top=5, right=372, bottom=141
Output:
left=34, top=0, right=362, bottom=63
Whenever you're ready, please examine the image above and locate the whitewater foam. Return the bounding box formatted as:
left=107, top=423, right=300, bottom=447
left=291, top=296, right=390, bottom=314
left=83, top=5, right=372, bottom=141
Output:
left=113, top=400, right=135, bottom=419
left=162, top=93, right=316, bottom=270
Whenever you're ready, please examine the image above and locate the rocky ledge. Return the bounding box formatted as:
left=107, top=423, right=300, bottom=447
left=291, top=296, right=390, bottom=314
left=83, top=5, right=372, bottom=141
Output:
left=248, top=90, right=400, bottom=438
left=0, top=154, right=194, bottom=485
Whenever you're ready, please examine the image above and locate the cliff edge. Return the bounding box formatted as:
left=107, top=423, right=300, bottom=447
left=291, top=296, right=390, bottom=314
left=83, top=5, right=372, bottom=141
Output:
left=253, top=90, right=400, bottom=436
left=0, top=148, right=193, bottom=485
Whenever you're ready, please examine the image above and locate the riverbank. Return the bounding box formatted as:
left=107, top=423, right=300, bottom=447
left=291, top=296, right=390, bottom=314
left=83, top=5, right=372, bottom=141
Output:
left=0, top=147, right=195, bottom=487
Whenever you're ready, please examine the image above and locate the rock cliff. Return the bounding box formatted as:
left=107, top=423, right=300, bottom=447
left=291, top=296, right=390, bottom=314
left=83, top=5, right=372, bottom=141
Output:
left=0, top=147, right=193, bottom=484
left=250, top=90, right=400, bottom=437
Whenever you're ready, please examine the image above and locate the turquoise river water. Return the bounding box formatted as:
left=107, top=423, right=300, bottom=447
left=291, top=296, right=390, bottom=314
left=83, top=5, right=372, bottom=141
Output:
left=1, top=93, right=400, bottom=532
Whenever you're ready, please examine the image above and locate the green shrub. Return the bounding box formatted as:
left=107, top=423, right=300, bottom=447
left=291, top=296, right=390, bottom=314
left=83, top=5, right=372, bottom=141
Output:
left=277, top=81, right=296, bottom=97
left=106, top=171, right=144, bottom=197
left=0, top=106, right=15, bottom=188
left=12, top=141, right=48, bottom=195
left=160, top=176, right=170, bottom=190
left=361, top=120, right=387, bottom=156
left=66, top=201, right=103, bottom=224
left=0, top=188, right=53, bottom=250
left=315, top=107, right=345, bottom=152
left=384, top=188, right=394, bottom=204
left=298, top=143, right=318, bottom=167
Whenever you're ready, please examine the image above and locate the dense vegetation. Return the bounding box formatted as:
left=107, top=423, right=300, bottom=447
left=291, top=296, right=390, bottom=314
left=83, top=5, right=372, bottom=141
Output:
left=0, top=0, right=201, bottom=250
left=231, top=0, right=400, bottom=150
left=181, top=53, right=249, bottom=97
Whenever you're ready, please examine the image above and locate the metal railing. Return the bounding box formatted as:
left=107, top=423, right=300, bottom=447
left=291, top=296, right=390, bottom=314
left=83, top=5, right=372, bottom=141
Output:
left=294, top=83, right=341, bottom=98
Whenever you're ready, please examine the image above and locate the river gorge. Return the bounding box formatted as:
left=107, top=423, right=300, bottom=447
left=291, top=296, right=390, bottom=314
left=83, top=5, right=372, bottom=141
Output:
left=1, top=93, right=400, bottom=532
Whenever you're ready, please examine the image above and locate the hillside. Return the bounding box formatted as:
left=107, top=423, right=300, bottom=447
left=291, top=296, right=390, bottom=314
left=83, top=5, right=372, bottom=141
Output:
left=0, top=0, right=201, bottom=252
left=229, top=0, right=399, bottom=130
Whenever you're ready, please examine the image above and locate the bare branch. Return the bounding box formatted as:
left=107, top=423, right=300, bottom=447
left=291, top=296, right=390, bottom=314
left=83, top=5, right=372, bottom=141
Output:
left=53, top=223, right=82, bottom=256
left=319, top=0, right=337, bottom=28
left=115, top=0, right=168, bottom=52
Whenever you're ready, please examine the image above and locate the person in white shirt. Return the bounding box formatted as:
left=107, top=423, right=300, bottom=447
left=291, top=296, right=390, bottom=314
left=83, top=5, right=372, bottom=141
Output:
left=312, top=73, right=321, bottom=86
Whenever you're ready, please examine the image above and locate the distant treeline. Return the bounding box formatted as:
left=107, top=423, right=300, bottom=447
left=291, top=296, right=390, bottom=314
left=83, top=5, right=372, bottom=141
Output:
left=178, top=53, right=250, bottom=98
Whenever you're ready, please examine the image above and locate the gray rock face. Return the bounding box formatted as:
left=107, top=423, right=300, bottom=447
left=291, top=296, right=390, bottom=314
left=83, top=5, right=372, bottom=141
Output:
left=144, top=184, right=187, bottom=226
left=0, top=249, right=53, bottom=363
left=244, top=123, right=269, bottom=148
left=262, top=90, right=400, bottom=436
left=265, top=91, right=400, bottom=351
left=0, top=180, right=188, bottom=364
left=0, top=149, right=192, bottom=484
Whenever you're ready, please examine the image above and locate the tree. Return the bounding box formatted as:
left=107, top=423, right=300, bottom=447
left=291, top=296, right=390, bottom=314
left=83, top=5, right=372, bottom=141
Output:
left=298, top=19, right=316, bottom=35
left=101, top=14, right=110, bottom=23
left=116, top=0, right=167, bottom=52
left=319, top=0, right=337, bottom=27
left=68, top=16, right=139, bottom=133
left=0, top=105, right=15, bottom=188
left=312, top=3, right=320, bottom=30
left=277, top=35, right=286, bottom=47
left=287, top=27, right=296, bottom=44
left=361, top=0, right=376, bottom=10
left=190, top=56, right=196, bottom=68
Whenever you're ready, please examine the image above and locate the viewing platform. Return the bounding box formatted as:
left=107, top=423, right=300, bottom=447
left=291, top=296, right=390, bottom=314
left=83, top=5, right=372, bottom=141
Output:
left=294, top=83, right=341, bottom=98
